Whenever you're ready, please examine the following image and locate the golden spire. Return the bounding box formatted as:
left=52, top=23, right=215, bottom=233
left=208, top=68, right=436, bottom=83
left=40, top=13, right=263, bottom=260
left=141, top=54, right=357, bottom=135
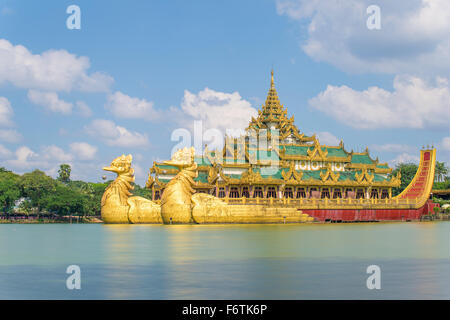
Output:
left=271, top=69, right=274, bottom=88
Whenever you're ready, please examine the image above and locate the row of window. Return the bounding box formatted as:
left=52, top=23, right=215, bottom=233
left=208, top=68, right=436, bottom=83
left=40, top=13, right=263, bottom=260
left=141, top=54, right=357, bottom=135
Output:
left=153, top=187, right=390, bottom=200
left=218, top=187, right=389, bottom=199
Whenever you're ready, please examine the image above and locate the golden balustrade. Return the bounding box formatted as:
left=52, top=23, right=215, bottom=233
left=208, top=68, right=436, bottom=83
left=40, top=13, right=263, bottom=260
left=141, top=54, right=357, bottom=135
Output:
left=217, top=196, right=422, bottom=209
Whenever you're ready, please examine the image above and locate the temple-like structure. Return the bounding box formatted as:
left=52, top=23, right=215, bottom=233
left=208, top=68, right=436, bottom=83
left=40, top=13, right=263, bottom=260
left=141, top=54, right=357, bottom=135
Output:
left=148, top=71, right=401, bottom=202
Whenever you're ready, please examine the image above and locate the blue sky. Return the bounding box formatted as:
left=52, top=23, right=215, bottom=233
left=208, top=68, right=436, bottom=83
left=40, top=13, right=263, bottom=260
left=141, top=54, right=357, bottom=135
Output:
left=0, top=0, right=449, bottom=184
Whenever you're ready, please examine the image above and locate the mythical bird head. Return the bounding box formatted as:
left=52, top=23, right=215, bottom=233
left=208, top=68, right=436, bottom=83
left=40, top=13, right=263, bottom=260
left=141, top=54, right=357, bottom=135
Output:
left=163, top=147, right=197, bottom=174
left=103, top=154, right=133, bottom=175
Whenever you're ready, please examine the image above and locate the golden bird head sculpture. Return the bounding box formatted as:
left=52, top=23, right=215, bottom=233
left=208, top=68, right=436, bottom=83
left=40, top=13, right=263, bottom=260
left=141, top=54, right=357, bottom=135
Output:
left=103, top=154, right=133, bottom=174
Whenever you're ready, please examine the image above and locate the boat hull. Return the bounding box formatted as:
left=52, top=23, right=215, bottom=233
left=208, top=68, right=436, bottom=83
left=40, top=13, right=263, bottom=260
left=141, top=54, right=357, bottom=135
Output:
left=303, top=200, right=438, bottom=222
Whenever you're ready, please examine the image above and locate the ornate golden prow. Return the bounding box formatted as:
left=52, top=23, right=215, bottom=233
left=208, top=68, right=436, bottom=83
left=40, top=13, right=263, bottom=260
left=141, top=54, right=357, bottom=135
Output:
left=160, top=147, right=197, bottom=224
left=101, top=154, right=161, bottom=224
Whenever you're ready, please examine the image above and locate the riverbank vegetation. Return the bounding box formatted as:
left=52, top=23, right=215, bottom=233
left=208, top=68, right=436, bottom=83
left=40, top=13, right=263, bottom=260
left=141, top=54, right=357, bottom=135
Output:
left=0, top=164, right=151, bottom=218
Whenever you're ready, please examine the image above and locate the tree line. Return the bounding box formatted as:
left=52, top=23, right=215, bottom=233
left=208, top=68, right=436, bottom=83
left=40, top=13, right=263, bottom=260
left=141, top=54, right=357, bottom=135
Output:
left=0, top=164, right=151, bottom=217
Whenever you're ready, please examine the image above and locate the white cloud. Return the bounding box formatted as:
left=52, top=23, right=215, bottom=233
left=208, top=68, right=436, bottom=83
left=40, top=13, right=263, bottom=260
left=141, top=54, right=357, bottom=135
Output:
left=177, top=88, right=257, bottom=135
left=27, top=90, right=73, bottom=114
left=316, top=131, right=340, bottom=145
left=105, top=91, right=161, bottom=121
left=0, top=144, right=12, bottom=159
left=70, top=142, right=98, bottom=160
left=389, top=152, right=420, bottom=166
left=0, top=38, right=113, bottom=92
left=4, top=146, right=43, bottom=171
left=42, top=145, right=73, bottom=162
left=371, top=144, right=414, bottom=153
left=0, top=129, right=21, bottom=143
left=76, top=101, right=92, bottom=117
left=85, top=119, right=149, bottom=148
left=0, top=145, right=106, bottom=182
left=276, top=0, right=450, bottom=75
left=309, top=75, right=450, bottom=129
left=442, top=137, right=450, bottom=151
left=0, top=96, right=13, bottom=126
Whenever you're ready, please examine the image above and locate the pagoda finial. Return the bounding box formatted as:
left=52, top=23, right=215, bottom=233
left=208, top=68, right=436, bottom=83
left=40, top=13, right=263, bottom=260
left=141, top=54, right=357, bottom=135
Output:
left=271, top=69, right=274, bottom=88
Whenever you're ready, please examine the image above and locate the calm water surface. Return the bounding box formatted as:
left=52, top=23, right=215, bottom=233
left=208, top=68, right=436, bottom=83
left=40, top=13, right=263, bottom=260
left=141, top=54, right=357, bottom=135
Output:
left=1, top=222, right=450, bottom=299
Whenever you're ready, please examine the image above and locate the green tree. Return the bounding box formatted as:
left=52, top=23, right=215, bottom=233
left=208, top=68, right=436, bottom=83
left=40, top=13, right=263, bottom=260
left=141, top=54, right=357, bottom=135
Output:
left=41, top=184, right=87, bottom=217
left=20, top=170, right=57, bottom=213
left=435, top=161, right=449, bottom=183
left=390, top=163, right=419, bottom=196
left=0, top=169, right=21, bottom=217
left=133, top=183, right=152, bottom=199
left=57, top=164, right=71, bottom=183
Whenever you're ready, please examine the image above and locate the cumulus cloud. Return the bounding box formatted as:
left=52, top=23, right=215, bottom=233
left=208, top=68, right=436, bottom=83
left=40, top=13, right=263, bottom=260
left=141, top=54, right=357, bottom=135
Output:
left=0, top=144, right=108, bottom=184
left=27, top=90, right=73, bottom=114
left=85, top=119, right=149, bottom=148
left=276, top=0, right=450, bottom=75
left=0, top=144, right=12, bottom=159
left=0, top=96, right=14, bottom=126
left=309, top=75, right=450, bottom=129
left=0, top=39, right=113, bottom=92
left=105, top=91, right=161, bottom=121
left=4, top=146, right=43, bottom=171
left=76, top=101, right=92, bottom=117
left=0, top=129, right=21, bottom=143
left=70, top=142, right=98, bottom=160
left=316, top=131, right=340, bottom=145
left=176, top=88, right=257, bottom=135
left=389, top=152, right=420, bottom=166
left=42, top=145, right=73, bottom=162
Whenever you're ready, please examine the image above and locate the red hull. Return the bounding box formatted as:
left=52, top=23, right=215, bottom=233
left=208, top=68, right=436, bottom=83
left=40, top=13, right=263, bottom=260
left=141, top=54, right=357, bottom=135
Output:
left=303, top=200, right=439, bottom=222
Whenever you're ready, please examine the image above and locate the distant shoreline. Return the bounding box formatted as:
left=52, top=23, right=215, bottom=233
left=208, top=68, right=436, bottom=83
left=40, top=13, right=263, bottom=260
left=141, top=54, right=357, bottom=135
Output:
left=0, top=216, right=103, bottom=224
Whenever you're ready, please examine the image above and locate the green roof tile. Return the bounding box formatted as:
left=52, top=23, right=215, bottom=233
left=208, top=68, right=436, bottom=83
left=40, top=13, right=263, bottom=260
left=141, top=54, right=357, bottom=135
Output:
left=351, top=154, right=374, bottom=164
left=155, top=164, right=179, bottom=170
left=194, top=171, right=209, bottom=183
left=326, top=147, right=348, bottom=157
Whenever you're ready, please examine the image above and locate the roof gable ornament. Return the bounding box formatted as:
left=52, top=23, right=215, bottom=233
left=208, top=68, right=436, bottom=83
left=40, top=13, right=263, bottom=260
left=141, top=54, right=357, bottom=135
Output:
left=320, top=165, right=340, bottom=182
left=281, top=161, right=304, bottom=182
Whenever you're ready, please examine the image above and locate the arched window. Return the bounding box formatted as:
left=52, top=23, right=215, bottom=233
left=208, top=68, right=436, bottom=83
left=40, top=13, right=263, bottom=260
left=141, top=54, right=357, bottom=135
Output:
left=321, top=188, right=330, bottom=199
left=154, top=190, right=160, bottom=200
left=296, top=188, right=306, bottom=198
left=253, top=186, right=263, bottom=198
left=218, top=187, right=225, bottom=198
left=370, top=189, right=379, bottom=199
left=229, top=187, right=240, bottom=198
left=381, top=189, right=389, bottom=199
left=267, top=186, right=277, bottom=198
left=356, top=189, right=365, bottom=199
left=284, top=187, right=293, bottom=198
left=332, top=189, right=342, bottom=199
left=242, top=186, right=250, bottom=198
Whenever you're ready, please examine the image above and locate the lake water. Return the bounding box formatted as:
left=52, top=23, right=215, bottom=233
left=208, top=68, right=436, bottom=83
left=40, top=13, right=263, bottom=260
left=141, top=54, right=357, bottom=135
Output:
left=1, top=222, right=450, bottom=299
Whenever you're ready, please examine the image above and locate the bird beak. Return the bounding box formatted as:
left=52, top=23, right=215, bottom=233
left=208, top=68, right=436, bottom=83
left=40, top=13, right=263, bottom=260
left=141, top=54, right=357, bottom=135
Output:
left=103, top=166, right=116, bottom=172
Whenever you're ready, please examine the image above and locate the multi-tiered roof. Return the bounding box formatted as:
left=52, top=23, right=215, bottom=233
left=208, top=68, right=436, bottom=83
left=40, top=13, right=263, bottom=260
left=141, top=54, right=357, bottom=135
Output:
left=148, top=71, right=399, bottom=191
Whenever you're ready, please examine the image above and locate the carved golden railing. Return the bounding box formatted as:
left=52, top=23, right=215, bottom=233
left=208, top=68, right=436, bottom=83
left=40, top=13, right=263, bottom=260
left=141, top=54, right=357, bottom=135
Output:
left=221, top=196, right=423, bottom=209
